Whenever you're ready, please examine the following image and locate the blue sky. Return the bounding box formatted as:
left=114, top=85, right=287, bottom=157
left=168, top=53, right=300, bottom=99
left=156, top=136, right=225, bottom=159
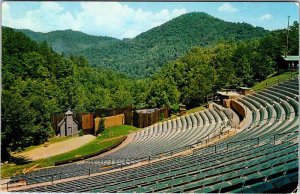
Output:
left=2, top=2, right=298, bottom=39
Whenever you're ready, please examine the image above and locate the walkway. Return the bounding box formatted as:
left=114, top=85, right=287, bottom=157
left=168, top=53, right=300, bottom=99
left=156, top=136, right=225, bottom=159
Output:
left=15, top=135, right=96, bottom=160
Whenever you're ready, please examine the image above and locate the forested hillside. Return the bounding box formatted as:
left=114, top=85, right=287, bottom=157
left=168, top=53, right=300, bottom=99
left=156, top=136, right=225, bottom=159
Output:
left=1, top=27, right=135, bottom=160
left=18, top=29, right=121, bottom=56
left=147, top=21, right=299, bottom=108
left=18, top=12, right=269, bottom=78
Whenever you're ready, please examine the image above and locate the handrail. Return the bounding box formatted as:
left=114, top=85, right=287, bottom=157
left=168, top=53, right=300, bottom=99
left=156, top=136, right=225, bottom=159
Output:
left=193, top=131, right=297, bottom=155
left=272, top=131, right=298, bottom=144
left=8, top=130, right=297, bottom=188
left=226, top=137, right=260, bottom=151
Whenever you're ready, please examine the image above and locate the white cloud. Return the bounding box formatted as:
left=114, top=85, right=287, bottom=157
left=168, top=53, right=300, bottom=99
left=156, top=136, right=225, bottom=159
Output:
left=2, top=2, right=9, bottom=13
left=2, top=2, right=188, bottom=39
left=2, top=2, right=11, bottom=25
left=218, top=3, right=239, bottom=13
left=40, top=2, right=63, bottom=13
left=259, top=14, right=273, bottom=21
left=3, top=2, right=73, bottom=32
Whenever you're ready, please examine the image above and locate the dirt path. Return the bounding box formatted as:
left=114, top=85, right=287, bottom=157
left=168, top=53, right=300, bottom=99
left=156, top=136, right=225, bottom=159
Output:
left=15, top=135, right=96, bottom=160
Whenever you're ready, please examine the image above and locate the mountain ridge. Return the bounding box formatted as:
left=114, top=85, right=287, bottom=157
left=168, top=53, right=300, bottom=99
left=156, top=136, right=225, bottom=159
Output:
left=14, top=12, right=270, bottom=77
left=14, top=28, right=121, bottom=55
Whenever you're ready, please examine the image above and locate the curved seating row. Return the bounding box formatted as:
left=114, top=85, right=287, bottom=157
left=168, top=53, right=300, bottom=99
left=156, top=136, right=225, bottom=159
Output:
left=94, top=108, right=232, bottom=160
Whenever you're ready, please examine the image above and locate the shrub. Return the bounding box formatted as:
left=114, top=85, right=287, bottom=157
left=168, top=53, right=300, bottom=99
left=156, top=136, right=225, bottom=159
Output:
left=96, top=117, right=105, bottom=136
left=160, top=112, right=165, bottom=121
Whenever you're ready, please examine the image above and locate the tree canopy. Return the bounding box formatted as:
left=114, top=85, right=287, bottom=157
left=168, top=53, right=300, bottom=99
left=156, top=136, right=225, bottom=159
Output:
left=1, top=27, right=135, bottom=160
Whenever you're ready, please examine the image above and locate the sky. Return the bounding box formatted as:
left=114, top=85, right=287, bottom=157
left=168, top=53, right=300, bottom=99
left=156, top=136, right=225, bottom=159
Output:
left=2, top=1, right=299, bottom=39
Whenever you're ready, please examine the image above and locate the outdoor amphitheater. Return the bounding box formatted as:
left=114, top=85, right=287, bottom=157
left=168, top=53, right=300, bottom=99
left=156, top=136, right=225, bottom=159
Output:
left=5, top=78, right=299, bottom=193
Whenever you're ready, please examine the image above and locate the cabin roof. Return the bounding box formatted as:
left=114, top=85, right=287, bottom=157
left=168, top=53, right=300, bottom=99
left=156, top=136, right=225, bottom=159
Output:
left=57, top=116, right=66, bottom=127
left=65, top=110, right=73, bottom=115
left=281, top=55, right=299, bottom=62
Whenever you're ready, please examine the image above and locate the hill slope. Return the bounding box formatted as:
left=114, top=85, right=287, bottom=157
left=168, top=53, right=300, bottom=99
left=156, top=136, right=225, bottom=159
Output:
left=18, top=29, right=121, bottom=55
left=1, top=27, right=137, bottom=160
left=18, top=12, right=269, bottom=77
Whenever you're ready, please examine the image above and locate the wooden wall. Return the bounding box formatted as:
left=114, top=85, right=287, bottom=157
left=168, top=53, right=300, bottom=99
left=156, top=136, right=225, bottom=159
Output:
left=230, top=100, right=246, bottom=117
left=133, top=107, right=169, bottom=128
left=94, top=114, right=125, bottom=134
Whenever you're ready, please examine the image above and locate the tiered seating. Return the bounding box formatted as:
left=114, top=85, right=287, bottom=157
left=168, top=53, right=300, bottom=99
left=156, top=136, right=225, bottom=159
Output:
left=13, top=78, right=299, bottom=193
left=96, top=108, right=231, bottom=160
left=18, top=139, right=298, bottom=193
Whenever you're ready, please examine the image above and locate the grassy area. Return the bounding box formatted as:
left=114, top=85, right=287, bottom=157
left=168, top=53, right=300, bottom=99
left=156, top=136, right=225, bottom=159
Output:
left=161, top=105, right=205, bottom=123
left=252, top=71, right=298, bottom=91
left=49, top=138, right=124, bottom=164
left=186, top=106, right=205, bottom=114
left=98, top=125, right=140, bottom=139
left=162, top=114, right=178, bottom=122
left=1, top=125, right=138, bottom=178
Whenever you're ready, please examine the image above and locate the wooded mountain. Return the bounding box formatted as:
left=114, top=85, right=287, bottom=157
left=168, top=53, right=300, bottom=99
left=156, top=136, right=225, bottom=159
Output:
left=17, top=12, right=269, bottom=78
left=2, top=27, right=136, bottom=159
left=18, top=29, right=120, bottom=56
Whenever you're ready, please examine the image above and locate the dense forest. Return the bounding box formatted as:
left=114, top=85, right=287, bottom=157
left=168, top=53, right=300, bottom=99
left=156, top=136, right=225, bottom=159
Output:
left=140, top=21, right=299, bottom=108
left=18, top=28, right=120, bottom=57
left=19, top=12, right=269, bottom=78
left=1, top=14, right=298, bottom=161
left=2, top=27, right=135, bottom=160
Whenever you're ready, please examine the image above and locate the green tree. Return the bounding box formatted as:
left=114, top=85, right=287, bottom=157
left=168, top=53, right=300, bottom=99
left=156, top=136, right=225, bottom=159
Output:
left=146, top=77, right=180, bottom=108
left=97, top=117, right=106, bottom=135
left=1, top=91, right=36, bottom=160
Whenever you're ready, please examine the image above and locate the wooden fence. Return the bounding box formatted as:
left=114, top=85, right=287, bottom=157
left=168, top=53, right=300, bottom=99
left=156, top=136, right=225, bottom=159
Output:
left=94, top=114, right=125, bottom=134
left=94, top=106, right=133, bottom=117
left=51, top=106, right=133, bottom=132
left=132, top=107, right=169, bottom=128
left=124, top=109, right=133, bottom=125
left=81, top=113, right=94, bottom=134
left=51, top=106, right=169, bottom=134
